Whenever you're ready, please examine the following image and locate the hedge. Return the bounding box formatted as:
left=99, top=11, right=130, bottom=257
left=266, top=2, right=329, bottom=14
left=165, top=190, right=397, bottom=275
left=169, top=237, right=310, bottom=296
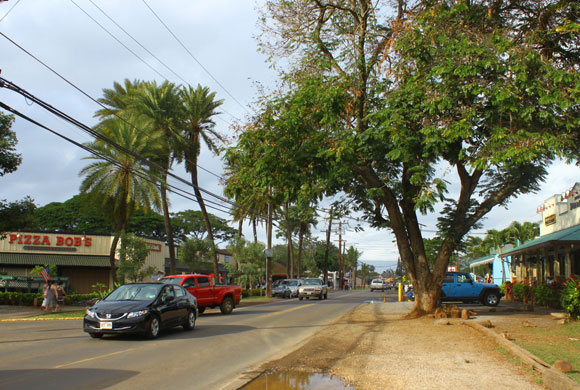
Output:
left=0, top=292, right=101, bottom=306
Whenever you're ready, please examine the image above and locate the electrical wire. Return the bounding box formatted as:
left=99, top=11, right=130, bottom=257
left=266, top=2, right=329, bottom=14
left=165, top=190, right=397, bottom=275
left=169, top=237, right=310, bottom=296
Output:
left=0, top=0, right=21, bottom=23
left=141, top=0, right=251, bottom=118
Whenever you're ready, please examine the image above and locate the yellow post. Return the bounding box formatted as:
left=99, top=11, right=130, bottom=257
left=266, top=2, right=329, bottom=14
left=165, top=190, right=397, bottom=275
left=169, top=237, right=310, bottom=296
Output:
left=398, top=283, right=403, bottom=302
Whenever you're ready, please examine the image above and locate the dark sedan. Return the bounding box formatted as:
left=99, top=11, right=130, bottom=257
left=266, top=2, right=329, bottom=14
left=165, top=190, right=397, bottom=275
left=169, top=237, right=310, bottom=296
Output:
left=83, top=282, right=198, bottom=339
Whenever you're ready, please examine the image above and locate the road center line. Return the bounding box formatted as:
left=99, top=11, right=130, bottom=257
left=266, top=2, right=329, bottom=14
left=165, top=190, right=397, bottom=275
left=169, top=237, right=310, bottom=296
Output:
left=259, top=303, right=315, bottom=319
left=53, top=347, right=136, bottom=369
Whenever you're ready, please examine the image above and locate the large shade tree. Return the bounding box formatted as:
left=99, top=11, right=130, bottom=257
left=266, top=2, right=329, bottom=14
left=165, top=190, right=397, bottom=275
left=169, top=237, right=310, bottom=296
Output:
left=246, top=0, right=580, bottom=316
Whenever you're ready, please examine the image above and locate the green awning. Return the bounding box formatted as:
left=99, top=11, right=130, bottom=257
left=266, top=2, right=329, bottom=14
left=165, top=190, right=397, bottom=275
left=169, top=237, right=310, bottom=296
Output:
left=469, top=255, right=494, bottom=267
left=501, top=224, right=580, bottom=257
left=0, top=253, right=110, bottom=267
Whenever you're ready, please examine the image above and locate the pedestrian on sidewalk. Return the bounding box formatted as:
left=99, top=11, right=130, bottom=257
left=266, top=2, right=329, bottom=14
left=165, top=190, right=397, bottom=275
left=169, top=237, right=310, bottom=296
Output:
left=45, top=281, right=58, bottom=313
left=56, top=281, right=66, bottom=312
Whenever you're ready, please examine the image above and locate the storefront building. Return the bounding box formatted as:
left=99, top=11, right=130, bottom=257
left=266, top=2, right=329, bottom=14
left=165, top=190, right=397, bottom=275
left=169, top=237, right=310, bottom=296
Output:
left=499, top=182, right=580, bottom=284
left=0, top=232, right=168, bottom=293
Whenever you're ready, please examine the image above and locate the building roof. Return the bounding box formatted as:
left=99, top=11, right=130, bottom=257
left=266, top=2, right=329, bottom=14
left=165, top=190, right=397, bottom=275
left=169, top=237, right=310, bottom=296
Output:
left=500, top=224, right=580, bottom=257
left=0, top=253, right=110, bottom=267
left=469, top=255, right=494, bottom=267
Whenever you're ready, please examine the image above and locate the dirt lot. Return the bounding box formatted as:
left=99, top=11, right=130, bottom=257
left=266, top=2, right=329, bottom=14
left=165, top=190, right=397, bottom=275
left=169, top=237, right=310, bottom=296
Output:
left=252, top=302, right=552, bottom=390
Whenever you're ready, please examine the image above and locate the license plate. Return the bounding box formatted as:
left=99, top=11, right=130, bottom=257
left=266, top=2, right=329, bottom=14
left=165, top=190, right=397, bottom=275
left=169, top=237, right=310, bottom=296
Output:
left=99, top=322, right=113, bottom=330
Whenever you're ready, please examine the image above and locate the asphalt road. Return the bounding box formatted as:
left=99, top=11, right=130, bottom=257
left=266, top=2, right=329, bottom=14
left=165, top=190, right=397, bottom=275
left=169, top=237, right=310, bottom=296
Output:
left=0, top=289, right=395, bottom=390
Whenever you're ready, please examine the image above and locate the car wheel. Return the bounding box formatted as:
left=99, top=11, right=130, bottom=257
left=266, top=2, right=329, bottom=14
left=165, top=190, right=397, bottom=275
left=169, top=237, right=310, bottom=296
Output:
left=370, top=289, right=374, bottom=292
left=318, top=292, right=323, bottom=300
left=299, top=297, right=303, bottom=301
left=220, top=296, right=234, bottom=314
left=324, top=292, right=328, bottom=299
left=145, top=315, right=160, bottom=339
left=183, top=310, right=196, bottom=331
left=89, top=333, right=103, bottom=339
left=483, top=291, right=500, bottom=307
left=285, top=290, right=291, bottom=299
left=197, top=307, right=206, bottom=314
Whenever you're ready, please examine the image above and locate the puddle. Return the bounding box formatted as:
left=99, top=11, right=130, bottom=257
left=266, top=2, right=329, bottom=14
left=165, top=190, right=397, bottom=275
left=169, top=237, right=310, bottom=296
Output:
left=239, top=371, right=354, bottom=390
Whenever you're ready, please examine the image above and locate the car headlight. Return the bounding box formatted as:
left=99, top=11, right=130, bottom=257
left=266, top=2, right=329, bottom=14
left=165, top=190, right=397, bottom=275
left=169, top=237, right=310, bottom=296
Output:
left=85, top=308, right=96, bottom=318
left=127, top=310, right=149, bottom=319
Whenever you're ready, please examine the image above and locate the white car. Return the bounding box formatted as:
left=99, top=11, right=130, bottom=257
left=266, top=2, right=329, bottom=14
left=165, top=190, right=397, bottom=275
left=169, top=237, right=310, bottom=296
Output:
left=298, top=278, right=328, bottom=300
left=370, top=279, right=387, bottom=292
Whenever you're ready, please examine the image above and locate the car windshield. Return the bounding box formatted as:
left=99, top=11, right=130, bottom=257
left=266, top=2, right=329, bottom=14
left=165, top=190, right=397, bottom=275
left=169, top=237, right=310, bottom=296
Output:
left=302, top=279, right=322, bottom=286
left=160, top=277, right=182, bottom=285
left=105, top=284, right=161, bottom=301
left=287, top=280, right=300, bottom=286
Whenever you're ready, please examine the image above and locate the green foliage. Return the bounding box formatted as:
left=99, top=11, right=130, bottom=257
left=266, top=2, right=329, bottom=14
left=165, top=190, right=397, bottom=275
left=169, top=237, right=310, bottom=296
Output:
left=91, top=282, right=119, bottom=301
left=241, top=288, right=263, bottom=298
left=561, top=277, right=580, bottom=320
left=0, top=197, right=36, bottom=238
left=533, top=284, right=563, bottom=308
left=0, top=292, right=39, bottom=306
left=179, top=237, right=214, bottom=272
left=29, top=264, right=58, bottom=278
left=0, top=111, right=21, bottom=176
left=116, top=234, right=154, bottom=283
left=172, top=210, right=237, bottom=245
left=512, top=283, right=525, bottom=301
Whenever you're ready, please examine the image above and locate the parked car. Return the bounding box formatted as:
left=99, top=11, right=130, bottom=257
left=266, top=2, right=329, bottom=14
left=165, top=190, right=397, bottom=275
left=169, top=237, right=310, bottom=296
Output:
left=83, top=282, right=197, bottom=339
left=160, top=274, right=242, bottom=314
left=442, top=272, right=503, bottom=306
left=298, top=278, right=328, bottom=300
left=273, top=279, right=302, bottom=298
left=370, top=279, right=388, bottom=292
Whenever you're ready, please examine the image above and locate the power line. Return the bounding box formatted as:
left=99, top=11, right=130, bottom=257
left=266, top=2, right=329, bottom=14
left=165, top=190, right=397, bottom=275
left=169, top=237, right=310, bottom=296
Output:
left=0, top=0, right=21, bottom=23
left=141, top=0, right=250, bottom=118
left=0, top=32, right=229, bottom=202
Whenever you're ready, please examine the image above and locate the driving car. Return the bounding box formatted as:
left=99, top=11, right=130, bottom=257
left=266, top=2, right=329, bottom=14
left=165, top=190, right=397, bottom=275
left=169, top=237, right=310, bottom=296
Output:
left=370, top=279, right=387, bottom=292
left=272, top=279, right=302, bottom=298
left=83, top=282, right=198, bottom=339
left=298, top=278, right=328, bottom=300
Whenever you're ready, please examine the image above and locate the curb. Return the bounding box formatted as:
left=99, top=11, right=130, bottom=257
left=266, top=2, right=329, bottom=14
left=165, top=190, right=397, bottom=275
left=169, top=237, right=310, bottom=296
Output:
left=465, top=321, right=580, bottom=390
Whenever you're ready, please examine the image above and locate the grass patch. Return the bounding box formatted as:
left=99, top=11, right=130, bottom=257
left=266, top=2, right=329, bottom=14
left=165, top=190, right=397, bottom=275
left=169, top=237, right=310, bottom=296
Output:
left=30, top=310, right=85, bottom=320
left=514, top=321, right=580, bottom=383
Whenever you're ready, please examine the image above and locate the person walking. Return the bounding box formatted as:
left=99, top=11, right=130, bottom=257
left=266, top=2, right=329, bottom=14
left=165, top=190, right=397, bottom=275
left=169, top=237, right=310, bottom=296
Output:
left=40, top=281, right=49, bottom=312
left=45, top=281, right=58, bottom=313
left=56, top=281, right=66, bottom=312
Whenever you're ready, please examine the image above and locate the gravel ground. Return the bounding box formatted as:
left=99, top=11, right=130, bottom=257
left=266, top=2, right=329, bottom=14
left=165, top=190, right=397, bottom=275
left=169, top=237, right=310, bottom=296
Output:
left=255, top=301, right=545, bottom=390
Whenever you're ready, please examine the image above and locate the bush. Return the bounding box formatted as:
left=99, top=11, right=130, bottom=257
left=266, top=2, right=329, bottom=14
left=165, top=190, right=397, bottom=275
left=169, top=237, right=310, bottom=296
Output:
left=561, top=276, right=580, bottom=320
left=533, top=283, right=563, bottom=308
left=65, top=293, right=101, bottom=306
left=0, top=292, right=41, bottom=306
left=512, top=283, right=525, bottom=301
left=242, top=288, right=263, bottom=298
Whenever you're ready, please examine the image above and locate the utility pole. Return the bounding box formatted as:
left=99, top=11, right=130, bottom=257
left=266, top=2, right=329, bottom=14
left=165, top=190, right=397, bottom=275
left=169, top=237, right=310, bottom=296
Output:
left=333, top=220, right=345, bottom=289
left=323, top=209, right=333, bottom=285
left=266, top=188, right=273, bottom=298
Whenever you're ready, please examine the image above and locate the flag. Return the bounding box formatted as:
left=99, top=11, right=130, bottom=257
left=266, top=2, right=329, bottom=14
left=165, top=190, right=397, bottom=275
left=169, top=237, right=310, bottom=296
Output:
left=40, top=265, right=50, bottom=282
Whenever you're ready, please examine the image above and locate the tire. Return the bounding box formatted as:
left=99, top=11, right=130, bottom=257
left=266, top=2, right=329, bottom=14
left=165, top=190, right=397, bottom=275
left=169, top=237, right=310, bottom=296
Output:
left=183, top=310, right=196, bottom=331
left=89, top=333, right=103, bottom=339
left=483, top=291, right=500, bottom=307
left=299, top=297, right=303, bottom=301
left=197, top=307, right=206, bottom=314
left=285, top=290, right=291, bottom=299
left=370, top=289, right=374, bottom=292
left=220, top=296, right=234, bottom=314
left=318, top=292, right=323, bottom=300
left=145, top=315, right=160, bottom=339
left=324, top=292, right=328, bottom=300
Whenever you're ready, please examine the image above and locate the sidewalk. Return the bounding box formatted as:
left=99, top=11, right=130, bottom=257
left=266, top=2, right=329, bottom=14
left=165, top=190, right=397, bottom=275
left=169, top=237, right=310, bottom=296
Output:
left=0, top=304, right=85, bottom=321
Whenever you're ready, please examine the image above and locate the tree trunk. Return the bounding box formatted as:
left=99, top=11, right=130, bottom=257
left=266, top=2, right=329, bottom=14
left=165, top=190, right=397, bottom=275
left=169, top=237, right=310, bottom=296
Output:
left=323, top=210, right=333, bottom=285
left=252, top=218, right=258, bottom=244
left=284, top=202, right=295, bottom=278
left=190, top=169, right=220, bottom=284
left=297, top=224, right=305, bottom=278
left=266, top=195, right=273, bottom=297
left=160, top=183, right=176, bottom=275
left=237, top=218, right=243, bottom=237
left=109, top=233, right=120, bottom=287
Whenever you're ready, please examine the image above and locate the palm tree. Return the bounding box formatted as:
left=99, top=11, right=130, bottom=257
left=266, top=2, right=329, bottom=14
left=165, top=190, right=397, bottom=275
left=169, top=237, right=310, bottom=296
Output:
left=129, top=80, right=182, bottom=274
left=178, top=84, right=224, bottom=283
left=79, top=119, right=162, bottom=285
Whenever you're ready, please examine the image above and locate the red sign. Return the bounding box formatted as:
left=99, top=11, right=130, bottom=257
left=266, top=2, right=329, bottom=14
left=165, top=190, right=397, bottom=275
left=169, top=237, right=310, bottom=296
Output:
left=8, top=234, right=92, bottom=247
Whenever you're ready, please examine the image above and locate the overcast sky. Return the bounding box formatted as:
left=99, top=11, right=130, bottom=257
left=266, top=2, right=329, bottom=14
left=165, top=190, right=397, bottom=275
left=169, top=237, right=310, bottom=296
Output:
left=2, top=0, right=580, bottom=272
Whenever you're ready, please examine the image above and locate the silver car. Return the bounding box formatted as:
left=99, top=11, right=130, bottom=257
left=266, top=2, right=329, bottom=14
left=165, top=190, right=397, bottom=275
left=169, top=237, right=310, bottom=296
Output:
left=298, top=278, right=328, bottom=300
left=273, top=279, right=302, bottom=298
left=370, top=279, right=387, bottom=292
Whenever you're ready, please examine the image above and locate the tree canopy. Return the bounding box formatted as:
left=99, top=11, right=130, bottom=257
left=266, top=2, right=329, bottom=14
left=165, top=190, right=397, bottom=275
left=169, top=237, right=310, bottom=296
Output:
left=229, top=0, right=580, bottom=315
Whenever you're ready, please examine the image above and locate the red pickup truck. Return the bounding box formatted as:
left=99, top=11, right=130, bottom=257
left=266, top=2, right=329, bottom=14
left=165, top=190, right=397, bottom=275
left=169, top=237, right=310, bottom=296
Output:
left=160, top=274, right=242, bottom=314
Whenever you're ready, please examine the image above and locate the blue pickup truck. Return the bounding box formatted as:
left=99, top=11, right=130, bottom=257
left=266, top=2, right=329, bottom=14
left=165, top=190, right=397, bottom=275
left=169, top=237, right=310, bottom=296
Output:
left=441, top=272, right=503, bottom=306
